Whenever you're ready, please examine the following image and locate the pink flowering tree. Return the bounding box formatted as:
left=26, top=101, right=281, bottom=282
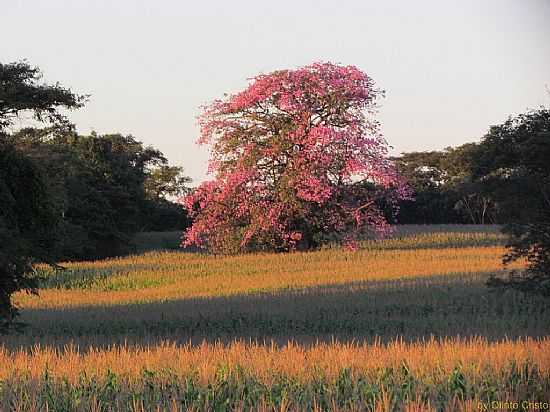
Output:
left=180, top=62, right=410, bottom=253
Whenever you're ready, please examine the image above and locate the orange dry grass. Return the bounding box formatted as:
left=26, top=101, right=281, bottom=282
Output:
left=1, top=337, right=547, bottom=385
left=16, top=246, right=520, bottom=309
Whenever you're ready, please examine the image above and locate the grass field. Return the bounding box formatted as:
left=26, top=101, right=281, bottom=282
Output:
left=2, top=225, right=549, bottom=411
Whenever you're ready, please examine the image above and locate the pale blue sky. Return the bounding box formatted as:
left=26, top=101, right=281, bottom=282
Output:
left=2, top=0, right=549, bottom=183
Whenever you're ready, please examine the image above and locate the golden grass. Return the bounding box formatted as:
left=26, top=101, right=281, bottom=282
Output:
left=2, top=337, right=548, bottom=385
left=17, top=245, right=520, bottom=309
left=2, top=229, right=548, bottom=410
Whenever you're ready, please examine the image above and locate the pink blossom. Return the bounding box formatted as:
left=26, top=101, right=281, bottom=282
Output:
left=178, top=62, right=409, bottom=253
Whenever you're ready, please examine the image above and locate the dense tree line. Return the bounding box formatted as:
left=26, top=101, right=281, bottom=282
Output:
left=11, top=129, right=191, bottom=259
left=391, top=144, right=496, bottom=225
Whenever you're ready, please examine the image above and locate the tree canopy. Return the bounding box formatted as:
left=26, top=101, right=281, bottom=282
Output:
left=474, top=108, right=550, bottom=295
left=181, top=62, right=410, bottom=253
left=0, top=61, right=86, bottom=130
left=13, top=129, right=191, bottom=259
left=0, top=60, right=85, bottom=328
left=0, top=139, right=61, bottom=328
left=391, top=144, right=498, bottom=225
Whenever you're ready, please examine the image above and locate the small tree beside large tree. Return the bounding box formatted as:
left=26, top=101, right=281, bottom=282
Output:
left=181, top=62, right=409, bottom=253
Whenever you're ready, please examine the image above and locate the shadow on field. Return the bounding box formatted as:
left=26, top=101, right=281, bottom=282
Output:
left=6, top=272, right=549, bottom=350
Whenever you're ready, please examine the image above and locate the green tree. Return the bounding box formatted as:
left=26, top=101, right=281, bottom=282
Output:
left=443, top=144, right=497, bottom=225
left=392, top=145, right=498, bottom=225
left=474, top=108, right=550, bottom=295
left=59, top=132, right=170, bottom=256
left=143, top=165, right=191, bottom=232
left=1, top=60, right=84, bottom=329
left=0, top=140, right=61, bottom=328
left=144, top=165, right=191, bottom=200
left=0, top=61, right=86, bottom=130
left=392, top=151, right=462, bottom=224
left=14, top=129, right=192, bottom=258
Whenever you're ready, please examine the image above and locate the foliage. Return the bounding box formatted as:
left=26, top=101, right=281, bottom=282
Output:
left=392, top=145, right=497, bottom=225
left=0, top=60, right=86, bottom=130
left=144, top=165, right=191, bottom=200
left=490, top=220, right=550, bottom=295
left=392, top=151, right=461, bottom=224
left=181, top=62, right=409, bottom=253
left=444, top=143, right=497, bottom=224
left=0, top=137, right=60, bottom=329
left=141, top=198, right=191, bottom=232
left=474, top=108, right=550, bottom=295
left=12, top=129, right=191, bottom=259
left=0, top=60, right=84, bottom=329
left=143, top=165, right=192, bottom=232
left=53, top=131, right=166, bottom=258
